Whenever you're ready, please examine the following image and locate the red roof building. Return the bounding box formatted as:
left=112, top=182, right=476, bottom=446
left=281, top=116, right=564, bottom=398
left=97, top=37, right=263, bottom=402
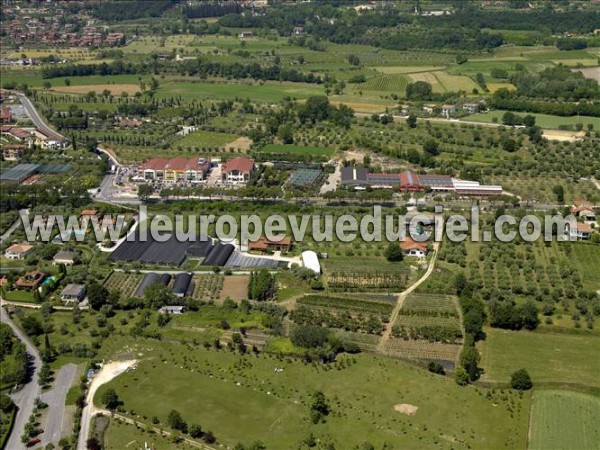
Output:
left=0, top=106, right=12, bottom=124
left=139, top=157, right=211, bottom=183
left=400, top=238, right=428, bottom=257
left=248, top=235, right=292, bottom=253
left=221, top=157, right=255, bottom=184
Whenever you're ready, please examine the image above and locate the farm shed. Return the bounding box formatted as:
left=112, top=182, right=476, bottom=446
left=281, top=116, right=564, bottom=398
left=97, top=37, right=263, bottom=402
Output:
left=172, top=272, right=192, bottom=297
left=159, top=305, right=186, bottom=314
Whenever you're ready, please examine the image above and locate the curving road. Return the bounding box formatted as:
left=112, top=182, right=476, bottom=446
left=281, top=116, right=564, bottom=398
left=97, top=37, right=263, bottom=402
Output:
left=1, top=306, right=42, bottom=450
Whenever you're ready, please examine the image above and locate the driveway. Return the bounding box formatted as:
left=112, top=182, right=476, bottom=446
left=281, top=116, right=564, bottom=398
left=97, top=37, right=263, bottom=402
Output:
left=40, top=363, right=78, bottom=446
left=1, top=306, right=42, bottom=450
left=77, top=360, right=137, bottom=450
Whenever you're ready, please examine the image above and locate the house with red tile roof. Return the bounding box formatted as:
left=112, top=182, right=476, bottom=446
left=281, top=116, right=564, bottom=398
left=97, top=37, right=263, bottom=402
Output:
left=221, top=157, right=255, bottom=184
left=567, top=222, right=593, bottom=240
left=400, top=238, right=428, bottom=257
left=248, top=235, right=293, bottom=253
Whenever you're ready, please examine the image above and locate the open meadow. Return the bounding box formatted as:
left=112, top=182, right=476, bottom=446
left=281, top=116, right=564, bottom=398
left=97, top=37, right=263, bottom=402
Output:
left=96, top=336, right=529, bottom=449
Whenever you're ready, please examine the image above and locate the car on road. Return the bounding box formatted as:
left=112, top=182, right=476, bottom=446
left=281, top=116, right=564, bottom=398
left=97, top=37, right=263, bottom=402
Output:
left=27, top=437, right=41, bottom=447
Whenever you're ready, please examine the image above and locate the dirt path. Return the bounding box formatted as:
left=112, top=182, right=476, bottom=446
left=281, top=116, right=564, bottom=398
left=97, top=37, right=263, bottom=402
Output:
left=77, top=360, right=137, bottom=450
left=376, top=216, right=443, bottom=353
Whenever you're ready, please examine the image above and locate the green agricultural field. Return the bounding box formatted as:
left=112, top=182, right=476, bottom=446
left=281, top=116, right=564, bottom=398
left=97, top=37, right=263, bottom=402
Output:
left=96, top=338, right=529, bottom=449
left=374, top=65, right=446, bottom=74
left=407, top=71, right=478, bottom=93
left=528, top=390, right=600, bottom=450
left=467, top=110, right=600, bottom=130
left=362, top=74, right=410, bottom=92
left=258, top=144, right=334, bottom=156
left=480, top=328, right=600, bottom=388
left=156, top=80, right=325, bottom=102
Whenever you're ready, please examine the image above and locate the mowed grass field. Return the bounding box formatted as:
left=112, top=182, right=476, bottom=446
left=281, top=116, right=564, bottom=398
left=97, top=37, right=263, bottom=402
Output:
left=467, top=110, right=600, bottom=130
left=528, top=390, right=600, bottom=450
left=480, top=328, right=600, bottom=388
left=97, top=338, right=529, bottom=449
left=259, top=144, right=334, bottom=156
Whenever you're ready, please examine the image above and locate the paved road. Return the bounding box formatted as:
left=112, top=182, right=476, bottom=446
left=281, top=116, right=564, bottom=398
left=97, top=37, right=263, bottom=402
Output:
left=40, top=363, right=78, bottom=446
left=0, top=306, right=42, bottom=450
left=18, top=93, right=64, bottom=140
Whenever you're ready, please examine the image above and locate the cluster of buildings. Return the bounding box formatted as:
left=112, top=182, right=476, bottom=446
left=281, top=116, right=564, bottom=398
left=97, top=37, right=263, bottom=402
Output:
left=1, top=125, right=66, bottom=150
left=137, top=157, right=212, bottom=184
left=341, top=167, right=503, bottom=197
left=1, top=3, right=124, bottom=49
left=136, top=156, right=256, bottom=185
left=422, top=103, right=481, bottom=117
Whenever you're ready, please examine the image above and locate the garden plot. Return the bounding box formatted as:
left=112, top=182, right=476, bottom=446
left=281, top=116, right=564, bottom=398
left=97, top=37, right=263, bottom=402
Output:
left=290, top=295, right=394, bottom=337
left=103, top=272, right=143, bottom=298
left=386, top=293, right=463, bottom=364
left=190, top=274, right=224, bottom=302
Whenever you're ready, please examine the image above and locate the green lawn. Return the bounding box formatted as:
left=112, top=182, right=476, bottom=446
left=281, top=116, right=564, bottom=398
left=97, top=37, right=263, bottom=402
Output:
left=259, top=144, right=334, bottom=156
left=467, top=110, right=600, bottom=130
left=96, top=338, right=529, bottom=449
left=528, top=390, right=600, bottom=450
left=480, top=328, right=600, bottom=388
left=3, top=290, right=36, bottom=302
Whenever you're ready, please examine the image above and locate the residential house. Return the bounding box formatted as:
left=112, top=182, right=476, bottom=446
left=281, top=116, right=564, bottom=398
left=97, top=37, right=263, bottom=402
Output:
left=441, top=104, right=456, bottom=117
left=248, top=235, right=293, bottom=253
left=221, top=157, right=255, bottom=184
left=2, top=144, right=25, bottom=161
left=568, top=222, right=593, bottom=240
left=571, top=206, right=596, bottom=223
left=4, top=243, right=33, bottom=260
left=0, top=106, right=12, bottom=124
left=238, top=31, right=254, bottom=39
left=60, top=284, right=86, bottom=304
left=462, top=103, right=479, bottom=114
left=400, top=238, right=428, bottom=257
left=422, top=104, right=436, bottom=114
left=53, top=250, right=78, bottom=266
left=16, top=270, right=46, bottom=290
